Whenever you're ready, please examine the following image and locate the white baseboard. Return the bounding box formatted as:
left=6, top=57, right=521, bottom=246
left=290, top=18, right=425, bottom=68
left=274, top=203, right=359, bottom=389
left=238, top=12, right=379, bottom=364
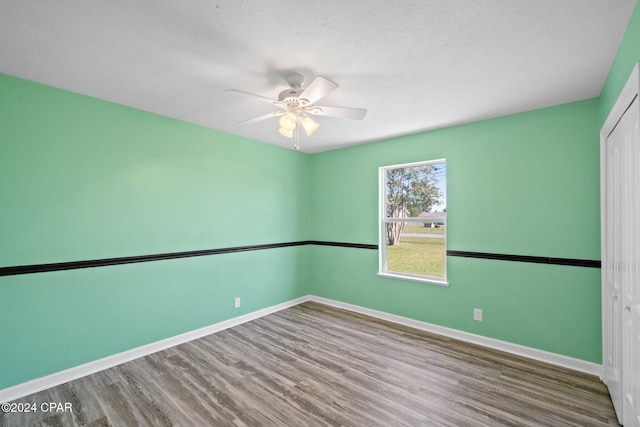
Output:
left=309, top=296, right=603, bottom=377
left=1, top=293, right=602, bottom=403
left=0, top=296, right=311, bottom=403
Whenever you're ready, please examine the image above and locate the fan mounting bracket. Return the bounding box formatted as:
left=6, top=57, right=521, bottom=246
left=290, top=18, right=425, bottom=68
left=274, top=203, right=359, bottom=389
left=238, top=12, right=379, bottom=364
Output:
left=283, top=72, right=304, bottom=88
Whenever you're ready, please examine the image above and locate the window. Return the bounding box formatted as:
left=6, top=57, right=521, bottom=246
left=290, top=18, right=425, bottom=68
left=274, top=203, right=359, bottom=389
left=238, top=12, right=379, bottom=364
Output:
left=379, top=159, right=447, bottom=285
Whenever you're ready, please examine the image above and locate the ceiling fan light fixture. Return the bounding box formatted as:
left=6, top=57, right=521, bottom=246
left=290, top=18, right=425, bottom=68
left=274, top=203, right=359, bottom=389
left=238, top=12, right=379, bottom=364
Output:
left=278, top=127, right=293, bottom=138
left=279, top=112, right=297, bottom=131
left=228, top=73, right=367, bottom=150
left=300, top=115, right=319, bottom=136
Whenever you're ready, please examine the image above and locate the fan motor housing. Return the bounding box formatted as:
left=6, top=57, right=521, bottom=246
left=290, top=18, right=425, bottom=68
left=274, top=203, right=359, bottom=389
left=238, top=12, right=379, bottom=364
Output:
left=278, top=88, right=310, bottom=106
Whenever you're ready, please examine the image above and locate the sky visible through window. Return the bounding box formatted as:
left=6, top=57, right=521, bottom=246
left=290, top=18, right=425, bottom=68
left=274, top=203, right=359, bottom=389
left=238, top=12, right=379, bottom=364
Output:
left=432, top=162, right=446, bottom=213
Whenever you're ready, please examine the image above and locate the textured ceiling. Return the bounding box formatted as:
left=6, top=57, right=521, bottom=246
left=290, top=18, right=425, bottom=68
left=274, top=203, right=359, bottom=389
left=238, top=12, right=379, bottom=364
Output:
left=0, top=1, right=637, bottom=153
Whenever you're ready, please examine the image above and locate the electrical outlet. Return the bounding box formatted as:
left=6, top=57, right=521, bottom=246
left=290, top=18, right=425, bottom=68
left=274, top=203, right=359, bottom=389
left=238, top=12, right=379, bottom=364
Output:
left=474, top=308, right=483, bottom=321
left=234, top=297, right=241, bottom=308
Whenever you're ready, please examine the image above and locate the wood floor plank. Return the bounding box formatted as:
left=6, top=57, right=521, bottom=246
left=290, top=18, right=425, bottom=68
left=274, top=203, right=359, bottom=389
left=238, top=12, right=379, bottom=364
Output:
left=1, top=302, right=619, bottom=426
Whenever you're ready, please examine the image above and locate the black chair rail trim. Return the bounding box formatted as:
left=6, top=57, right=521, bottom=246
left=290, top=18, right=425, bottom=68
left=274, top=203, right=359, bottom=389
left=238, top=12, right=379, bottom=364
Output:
left=0, top=242, right=600, bottom=277
left=0, top=241, right=376, bottom=276
left=446, top=250, right=601, bottom=268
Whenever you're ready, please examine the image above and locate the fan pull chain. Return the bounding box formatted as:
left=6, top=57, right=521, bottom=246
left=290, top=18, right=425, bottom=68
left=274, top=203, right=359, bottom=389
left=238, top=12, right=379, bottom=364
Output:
left=293, top=125, right=300, bottom=151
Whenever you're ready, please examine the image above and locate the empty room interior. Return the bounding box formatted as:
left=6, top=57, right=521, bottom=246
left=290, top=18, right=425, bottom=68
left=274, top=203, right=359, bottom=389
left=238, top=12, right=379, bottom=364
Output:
left=1, top=1, right=640, bottom=426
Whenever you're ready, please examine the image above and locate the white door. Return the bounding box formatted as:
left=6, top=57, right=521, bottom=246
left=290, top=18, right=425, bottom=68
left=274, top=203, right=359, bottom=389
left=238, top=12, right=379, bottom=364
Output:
left=621, top=97, right=640, bottom=427
left=604, top=95, right=640, bottom=426
left=603, top=97, right=629, bottom=421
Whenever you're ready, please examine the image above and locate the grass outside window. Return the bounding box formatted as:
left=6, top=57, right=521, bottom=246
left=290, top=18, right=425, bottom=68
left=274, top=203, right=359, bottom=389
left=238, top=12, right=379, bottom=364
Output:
left=386, top=234, right=445, bottom=278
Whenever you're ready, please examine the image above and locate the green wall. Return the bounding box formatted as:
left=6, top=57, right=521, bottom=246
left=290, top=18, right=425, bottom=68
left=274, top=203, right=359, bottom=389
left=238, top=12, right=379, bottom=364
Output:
left=307, top=99, right=603, bottom=363
left=0, top=74, right=310, bottom=389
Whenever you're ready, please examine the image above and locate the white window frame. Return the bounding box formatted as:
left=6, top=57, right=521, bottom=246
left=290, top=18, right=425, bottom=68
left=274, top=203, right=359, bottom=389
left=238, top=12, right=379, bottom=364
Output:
left=378, top=159, right=448, bottom=286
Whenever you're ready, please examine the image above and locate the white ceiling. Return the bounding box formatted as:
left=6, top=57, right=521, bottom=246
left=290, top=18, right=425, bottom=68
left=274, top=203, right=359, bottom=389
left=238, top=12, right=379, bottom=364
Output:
left=0, top=1, right=637, bottom=153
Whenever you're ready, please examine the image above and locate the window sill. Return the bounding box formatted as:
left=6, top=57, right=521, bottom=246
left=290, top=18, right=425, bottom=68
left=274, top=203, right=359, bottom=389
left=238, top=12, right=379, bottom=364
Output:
left=377, top=272, right=449, bottom=287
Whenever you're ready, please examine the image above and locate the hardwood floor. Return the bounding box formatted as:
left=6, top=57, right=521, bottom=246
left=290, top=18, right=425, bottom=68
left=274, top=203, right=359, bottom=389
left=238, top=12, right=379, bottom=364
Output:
left=1, top=302, right=620, bottom=426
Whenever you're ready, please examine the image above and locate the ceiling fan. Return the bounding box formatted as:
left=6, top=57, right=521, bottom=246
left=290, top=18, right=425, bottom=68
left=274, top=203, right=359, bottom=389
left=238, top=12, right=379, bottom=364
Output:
left=226, top=72, right=367, bottom=150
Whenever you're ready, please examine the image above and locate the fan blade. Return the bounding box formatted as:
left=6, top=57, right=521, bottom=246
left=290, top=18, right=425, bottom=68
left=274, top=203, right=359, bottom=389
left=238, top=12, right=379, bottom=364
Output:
left=299, top=76, right=339, bottom=104
left=238, top=110, right=286, bottom=124
left=310, top=106, right=367, bottom=120
left=226, top=89, right=280, bottom=105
